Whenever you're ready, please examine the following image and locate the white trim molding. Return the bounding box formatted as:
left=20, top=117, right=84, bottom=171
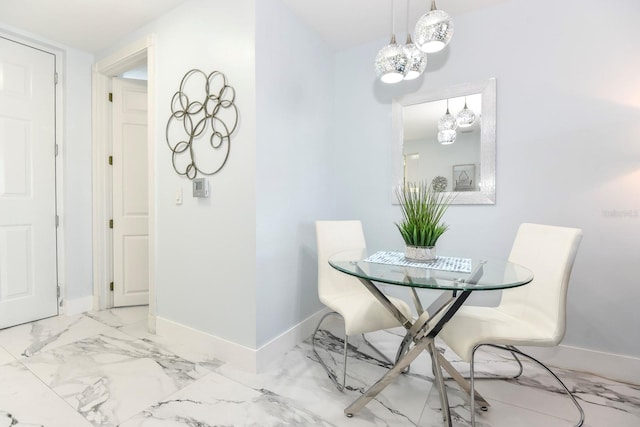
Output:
left=525, top=344, right=640, bottom=385
left=91, top=35, right=157, bottom=331
left=156, top=308, right=329, bottom=373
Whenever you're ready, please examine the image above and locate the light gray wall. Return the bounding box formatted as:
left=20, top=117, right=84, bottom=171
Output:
left=98, top=0, right=258, bottom=348
left=153, top=0, right=257, bottom=348
left=100, top=0, right=337, bottom=349
left=255, top=0, right=336, bottom=346
left=62, top=48, right=94, bottom=300
left=333, top=0, right=640, bottom=358
left=100, top=0, right=336, bottom=349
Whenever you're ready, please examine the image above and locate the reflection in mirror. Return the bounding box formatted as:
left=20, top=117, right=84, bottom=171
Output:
left=392, top=78, right=496, bottom=204
left=403, top=94, right=482, bottom=192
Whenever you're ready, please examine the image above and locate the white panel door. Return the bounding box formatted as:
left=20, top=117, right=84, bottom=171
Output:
left=0, top=37, right=58, bottom=328
left=112, top=78, right=148, bottom=307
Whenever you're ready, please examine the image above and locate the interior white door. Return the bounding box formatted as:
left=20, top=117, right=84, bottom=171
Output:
left=404, top=153, right=421, bottom=184
left=0, top=37, right=58, bottom=328
left=112, top=77, right=148, bottom=307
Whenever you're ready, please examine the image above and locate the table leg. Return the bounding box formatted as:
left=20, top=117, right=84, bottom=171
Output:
left=410, top=288, right=425, bottom=315
left=345, top=335, right=432, bottom=417
left=428, top=341, right=452, bottom=426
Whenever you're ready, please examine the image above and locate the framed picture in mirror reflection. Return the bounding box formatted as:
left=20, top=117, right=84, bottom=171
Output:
left=453, top=164, right=476, bottom=192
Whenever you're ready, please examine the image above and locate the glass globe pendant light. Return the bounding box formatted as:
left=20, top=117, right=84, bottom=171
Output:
left=456, top=96, right=476, bottom=128
left=375, top=0, right=408, bottom=84
left=403, top=36, right=426, bottom=80
left=375, top=35, right=408, bottom=83
left=403, top=1, right=427, bottom=80
left=438, top=99, right=457, bottom=144
left=414, top=0, right=454, bottom=53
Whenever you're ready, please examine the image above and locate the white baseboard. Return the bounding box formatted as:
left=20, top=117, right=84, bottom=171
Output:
left=524, top=344, right=640, bottom=385
left=156, top=316, right=257, bottom=372
left=156, top=308, right=329, bottom=373
left=130, top=310, right=640, bottom=384
left=255, top=308, right=330, bottom=372
left=64, top=296, right=94, bottom=316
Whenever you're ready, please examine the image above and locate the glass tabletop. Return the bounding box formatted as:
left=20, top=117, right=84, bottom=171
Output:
left=329, top=249, right=533, bottom=291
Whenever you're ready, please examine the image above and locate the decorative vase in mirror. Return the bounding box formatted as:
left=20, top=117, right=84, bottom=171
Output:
left=395, top=181, right=454, bottom=262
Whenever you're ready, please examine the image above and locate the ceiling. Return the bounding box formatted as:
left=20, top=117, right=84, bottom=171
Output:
left=280, top=0, right=507, bottom=49
left=0, top=0, right=190, bottom=53
left=0, top=0, right=506, bottom=54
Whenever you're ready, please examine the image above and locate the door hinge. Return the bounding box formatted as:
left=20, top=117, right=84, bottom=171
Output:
left=54, top=72, right=59, bottom=85
left=55, top=215, right=59, bottom=228
left=109, top=219, right=113, bottom=229
left=57, top=285, right=61, bottom=298
left=55, top=144, right=59, bottom=157
left=108, top=156, right=113, bottom=165
left=108, top=92, right=113, bottom=102
left=110, top=282, right=114, bottom=291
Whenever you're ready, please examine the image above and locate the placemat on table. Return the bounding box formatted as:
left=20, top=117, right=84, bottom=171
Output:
left=364, top=251, right=472, bottom=273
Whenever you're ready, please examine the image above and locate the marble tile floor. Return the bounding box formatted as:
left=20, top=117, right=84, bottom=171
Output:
left=0, top=307, right=638, bottom=427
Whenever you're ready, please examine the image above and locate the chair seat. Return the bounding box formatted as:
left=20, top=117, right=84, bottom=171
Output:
left=439, top=306, right=557, bottom=362
left=322, top=289, right=413, bottom=336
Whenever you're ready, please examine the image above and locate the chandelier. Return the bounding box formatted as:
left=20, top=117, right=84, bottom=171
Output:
left=375, top=0, right=453, bottom=84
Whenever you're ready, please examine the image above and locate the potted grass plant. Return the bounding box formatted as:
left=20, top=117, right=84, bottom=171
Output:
left=395, top=181, right=455, bottom=261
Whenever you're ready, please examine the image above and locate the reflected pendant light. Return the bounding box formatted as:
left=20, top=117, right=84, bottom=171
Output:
left=437, top=129, right=456, bottom=145
left=438, top=99, right=457, bottom=144
left=414, top=0, right=454, bottom=53
left=456, top=97, right=476, bottom=128
left=375, top=0, right=408, bottom=83
left=403, top=0, right=427, bottom=80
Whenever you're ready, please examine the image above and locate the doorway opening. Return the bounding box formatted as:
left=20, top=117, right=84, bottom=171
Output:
left=91, top=35, right=156, bottom=332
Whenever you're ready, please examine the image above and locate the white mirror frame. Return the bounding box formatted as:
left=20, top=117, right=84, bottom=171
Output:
left=392, top=78, right=496, bottom=204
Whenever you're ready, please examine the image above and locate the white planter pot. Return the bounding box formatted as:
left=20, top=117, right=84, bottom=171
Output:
left=405, top=245, right=436, bottom=262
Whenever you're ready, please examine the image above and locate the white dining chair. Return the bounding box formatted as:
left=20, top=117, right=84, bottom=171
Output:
left=313, top=220, right=413, bottom=391
left=438, top=223, right=584, bottom=426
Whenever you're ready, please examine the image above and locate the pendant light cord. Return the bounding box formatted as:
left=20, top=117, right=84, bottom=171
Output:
left=405, top=0, right=409, bottom=36
left=391, top=0, right=396, bottom=37
left=405, top=0, right=411, bottom=43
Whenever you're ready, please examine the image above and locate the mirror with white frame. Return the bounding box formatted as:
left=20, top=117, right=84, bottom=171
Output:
left=392, top=78, right=496, bottom=204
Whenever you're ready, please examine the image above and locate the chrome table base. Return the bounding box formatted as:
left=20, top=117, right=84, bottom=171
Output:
left=344, top=277, right=490, bottom=427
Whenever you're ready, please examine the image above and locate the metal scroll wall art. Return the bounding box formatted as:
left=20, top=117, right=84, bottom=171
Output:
left=166, top=69, right=238, bottom=180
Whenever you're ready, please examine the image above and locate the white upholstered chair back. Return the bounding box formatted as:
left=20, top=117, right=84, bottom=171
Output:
left=500, top=223, right=583, bottom=345
left=315, top=220, right=367, bottom=304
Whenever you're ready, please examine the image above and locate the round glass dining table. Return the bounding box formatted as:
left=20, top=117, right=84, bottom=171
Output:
left=328, top=249, right=534, bottom=427
left=329, top=249, right=533, bottom=291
